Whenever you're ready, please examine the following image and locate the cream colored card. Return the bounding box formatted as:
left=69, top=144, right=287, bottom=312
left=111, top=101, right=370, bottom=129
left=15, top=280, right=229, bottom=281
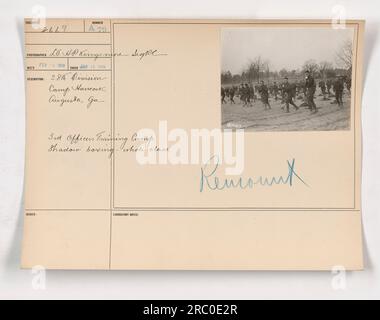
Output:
left=22, top=19, right=364, bottom=270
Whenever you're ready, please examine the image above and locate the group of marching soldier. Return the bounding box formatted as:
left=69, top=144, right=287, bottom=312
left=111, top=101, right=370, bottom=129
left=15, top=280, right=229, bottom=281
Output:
left=221, top=71, right=350, bottom=114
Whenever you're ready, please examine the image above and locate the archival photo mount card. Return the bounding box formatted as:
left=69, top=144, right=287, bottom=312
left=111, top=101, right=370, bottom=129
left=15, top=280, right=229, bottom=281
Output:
left=22, top=19, right=364, bottom=270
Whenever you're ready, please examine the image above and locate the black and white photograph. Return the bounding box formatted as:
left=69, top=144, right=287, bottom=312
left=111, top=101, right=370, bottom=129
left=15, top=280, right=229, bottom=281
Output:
left=221, top=27, right=355, bottom=131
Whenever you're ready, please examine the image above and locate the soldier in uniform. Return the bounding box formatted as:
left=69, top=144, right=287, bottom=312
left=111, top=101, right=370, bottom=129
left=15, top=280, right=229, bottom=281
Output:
left=304, top=70, right=317, bottom=113
left=333, top=75, right=344, bottom=107
left=281, top=77, right=299, bottom=112
left=258, top=80, right=271, bottom=110
left=244, top=83, right=249, bottom=106
left=242, top=83, right=249, bottom=107
left=229, top=86, right=236, bottom=104
left=221, top=87, right=226, bottom=104
left=249, top=84, right=255, bottom=105
left=238, top=84, right=245, bottom=104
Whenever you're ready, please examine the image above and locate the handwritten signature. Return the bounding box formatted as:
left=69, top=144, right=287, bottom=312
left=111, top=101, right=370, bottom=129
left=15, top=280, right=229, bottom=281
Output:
left=200, top=156, right=308, bottom=192
left=131, top=49, right=168, bottom=60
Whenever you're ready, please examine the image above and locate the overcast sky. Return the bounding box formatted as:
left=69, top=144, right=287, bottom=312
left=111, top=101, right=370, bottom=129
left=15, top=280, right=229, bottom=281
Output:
left=221, top=27, right=354, bottom=74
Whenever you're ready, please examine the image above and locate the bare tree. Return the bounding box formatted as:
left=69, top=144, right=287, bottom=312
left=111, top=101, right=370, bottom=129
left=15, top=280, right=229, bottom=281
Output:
left=319, top=61, right=334, bottom=79
left=302, top=59, right=319, bottom=74
left=336, top=40, right=353, bottom=70
left=244, top=56, right=269, bottom=83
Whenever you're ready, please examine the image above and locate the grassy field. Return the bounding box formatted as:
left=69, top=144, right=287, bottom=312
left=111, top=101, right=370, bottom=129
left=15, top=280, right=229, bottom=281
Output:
left=221, top=92, right=351, bottom=131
